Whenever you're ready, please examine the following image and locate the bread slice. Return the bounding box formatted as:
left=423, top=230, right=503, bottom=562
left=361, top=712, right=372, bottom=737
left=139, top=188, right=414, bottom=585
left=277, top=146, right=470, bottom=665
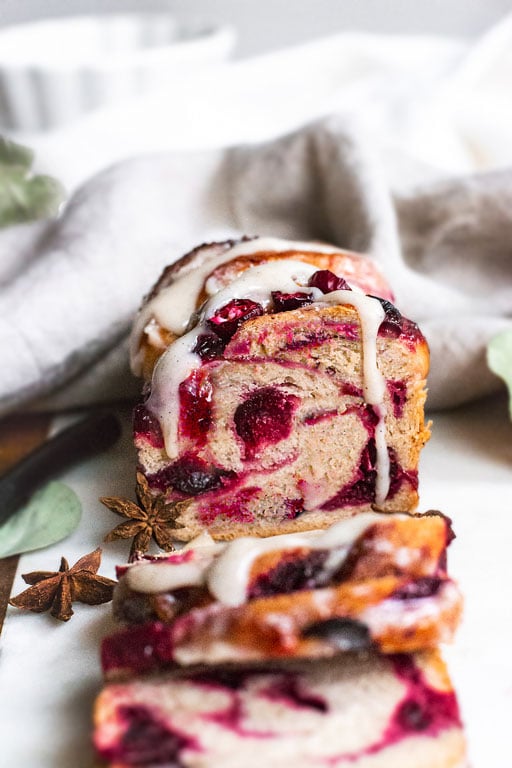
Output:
left=101, top=512, right=462, bottom=675
left=130, top=238, right=430, bottom=541
left=94, top=650, right=466, bottom=768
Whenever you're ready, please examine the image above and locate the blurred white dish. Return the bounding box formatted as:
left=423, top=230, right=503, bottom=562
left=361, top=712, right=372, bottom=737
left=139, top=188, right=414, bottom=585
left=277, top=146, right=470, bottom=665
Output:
left=0, top=13, right=235, bottom=131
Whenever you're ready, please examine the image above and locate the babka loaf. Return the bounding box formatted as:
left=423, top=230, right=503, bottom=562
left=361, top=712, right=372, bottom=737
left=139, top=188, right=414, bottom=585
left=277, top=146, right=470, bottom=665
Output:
left=130, top=237, right=430, bottom=540
left=94, top=650, right=466, bottom=768
left=101, top=511, right=462, bottom=675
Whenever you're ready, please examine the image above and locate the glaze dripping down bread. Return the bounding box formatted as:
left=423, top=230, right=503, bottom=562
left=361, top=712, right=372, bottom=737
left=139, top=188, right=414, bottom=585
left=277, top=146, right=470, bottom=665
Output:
left=130, top=237, right=430, bottom=541
left=101, top=511, right=462, bottom=675
left=94, top=651, right=465, bottom=768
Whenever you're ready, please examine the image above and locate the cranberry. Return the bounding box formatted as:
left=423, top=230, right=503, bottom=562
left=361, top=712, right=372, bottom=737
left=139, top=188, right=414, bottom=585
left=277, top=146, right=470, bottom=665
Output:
left=248, top=550, right=330, bottom=599
left=397, top=700, right=431, bottom=731
left=198, top=487, right=258, bottom=526
left=193, top=333, right=225, bottom=360
left=110, top=704, right=194, bottom=765
left=271, top=291, right=313, bottom=312
left=387, top=448, right=418, bottom=499
left=133, top=404, right=164, bottom=449
left=387, top=380, right=407, bottom=418
left=303, top=618, right=373, bottom=652
left=179, top=371, right=212, bottom=446
left=308, top=270, right=352, bottom=293
left=389, top=656, right=462, bottom=738
left=148, top=454, right=236, bottom=496
left=234, top=387, right=299, bottom=459
left=359, top=404, right=380, bottom=435
left=368, top=296, right=404, bottom=338
left=341, top=382, right=363, bottom=398
left=207, top=299, right=264, bottom=341
left=262, top=677, right=329, bottom=713
left=321, top=439, right=377, bottom=510
left=101, top=622, right=174, bottom=675
left=397, top=317, right=424, bottom=348
left=283, top=497, right=304, bottom=519
left=391, top=577, right=442, bottom=600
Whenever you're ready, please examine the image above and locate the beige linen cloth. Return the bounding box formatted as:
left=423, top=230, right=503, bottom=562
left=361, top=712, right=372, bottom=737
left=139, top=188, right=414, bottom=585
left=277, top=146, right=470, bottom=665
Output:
left=1, top=23, right=512, bottom=414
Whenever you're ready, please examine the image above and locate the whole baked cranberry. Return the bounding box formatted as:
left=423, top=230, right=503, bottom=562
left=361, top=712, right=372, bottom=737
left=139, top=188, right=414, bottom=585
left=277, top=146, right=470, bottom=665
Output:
left=308, top=270, right=352, bottom=294
left=207, top=299, right=264, bottom=341
left=193, top=333, right=226, bottom=360
left=368, top=295, right=404, bottom=338
left=234, top=387, right=299, bottom=459
left=271, top=291, right=313, bottom=312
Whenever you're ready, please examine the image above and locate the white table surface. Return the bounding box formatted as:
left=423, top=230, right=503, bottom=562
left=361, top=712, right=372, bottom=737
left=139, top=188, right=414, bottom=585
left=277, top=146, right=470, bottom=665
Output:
left=1, top=394, right=511, bottom=767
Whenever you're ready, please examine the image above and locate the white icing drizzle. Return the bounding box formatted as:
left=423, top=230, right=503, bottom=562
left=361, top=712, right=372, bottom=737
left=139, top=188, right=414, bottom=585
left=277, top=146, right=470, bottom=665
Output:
left=142, top=242, right=391, bottom=499
left=320, top=290, right=385, bottom=404
left=124, top=532, right=225, bottom=594
left=125, top=560, right=206, bottom=594
left=320, top=291, right=390, bottom=504
left=374, top=404, right=391, bottom=505
left=145, top=332, right=203, bottom=459
left=130, top=237, right=345, bottom=374
left=126, top=512, right=392, bottom=603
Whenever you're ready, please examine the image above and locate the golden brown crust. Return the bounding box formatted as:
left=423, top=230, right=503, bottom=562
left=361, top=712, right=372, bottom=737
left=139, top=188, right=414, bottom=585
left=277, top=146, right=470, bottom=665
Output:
left=115, top=513, right=461, bottom=662
left=135, top=241, right=396, bottom=380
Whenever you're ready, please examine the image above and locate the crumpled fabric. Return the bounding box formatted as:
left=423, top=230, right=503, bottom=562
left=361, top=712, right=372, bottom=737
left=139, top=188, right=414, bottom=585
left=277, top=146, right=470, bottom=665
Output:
left=2, top=21, right=512, bottom=414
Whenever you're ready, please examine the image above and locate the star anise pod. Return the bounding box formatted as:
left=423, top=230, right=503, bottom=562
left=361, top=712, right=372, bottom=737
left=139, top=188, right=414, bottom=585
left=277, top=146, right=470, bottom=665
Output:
left=9, top=548, right=116, bottom=622
left=100, top=472, right=189, bottom=559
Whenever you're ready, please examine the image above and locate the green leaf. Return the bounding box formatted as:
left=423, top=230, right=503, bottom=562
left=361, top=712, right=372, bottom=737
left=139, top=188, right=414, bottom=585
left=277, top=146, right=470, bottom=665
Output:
left=0, top=482, right=82, bottom=558
left=0, top=136, right=64, bottom=228
left=0, top=137, right=33, bottom=168
left=487, top=329, right=512, bottom=419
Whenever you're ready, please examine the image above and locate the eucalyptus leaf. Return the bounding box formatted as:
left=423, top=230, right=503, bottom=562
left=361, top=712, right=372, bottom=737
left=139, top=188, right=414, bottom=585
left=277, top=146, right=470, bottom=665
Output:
left=0, top=481, right=82, bottom=558
left=0, top=136, right=64, bottom=228
left=487, top=329, right=512, bottom=419
left=0, top=137, right=33, bottom=168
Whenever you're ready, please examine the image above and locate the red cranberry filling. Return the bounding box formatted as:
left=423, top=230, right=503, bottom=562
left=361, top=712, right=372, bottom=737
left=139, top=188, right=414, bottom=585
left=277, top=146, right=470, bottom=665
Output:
left=397, top=317, right=424, bottom=348
left=321, top=439, right=377, bottom=510
left=387, top=380, right=407, bottom=418
left=207, top=299, right=264, bottom=341
left=282, top=497, right=304, bottom=519
left=234, top=386, right=299, bottom=459
left=102, top=622, right=174, bottom=675
left=341, top=382, right=363, bottom=398
left=133, top=404, right=164, bottom=449
left=248, top=550, right=331, bottom=599
left=369, top=296, right=404, bottom=339
left=389, top=655, right=461, bottom=736
left=271, top=291, right=313, bottom=312
left=359, top=404, right=380, bottom=435
left=387, top=448, right=419, bottom=497
left=261, top=676, right=329, bottom=713
left=282, top=330, right=330, bottom=351
left=199, top=487, right=260, bottom=526
left=179, top=371, right=212, bottom=447
left=308, top=270, right=352, bottom=293
left=148, top=454, right=236, bottom=496
left=100, top=704, right=197, bottom=765
left=321, top=437, right=418, bottom=510
left=193, top=333, right=225, bottom=361
left=391, top=577, right=442, bottom=601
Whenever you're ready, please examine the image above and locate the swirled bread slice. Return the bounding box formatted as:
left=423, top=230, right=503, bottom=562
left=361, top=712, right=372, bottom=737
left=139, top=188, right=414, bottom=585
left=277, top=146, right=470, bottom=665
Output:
left=94, top=650, right=466, bottom=768
left=102, top=512, right=462, bottom=676
left=130, top=238, right=430, bottom=541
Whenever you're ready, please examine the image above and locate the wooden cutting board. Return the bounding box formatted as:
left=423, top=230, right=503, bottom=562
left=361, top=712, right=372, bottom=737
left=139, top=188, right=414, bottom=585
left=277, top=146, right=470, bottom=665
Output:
left=0, top=413, right=51, bottom=633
